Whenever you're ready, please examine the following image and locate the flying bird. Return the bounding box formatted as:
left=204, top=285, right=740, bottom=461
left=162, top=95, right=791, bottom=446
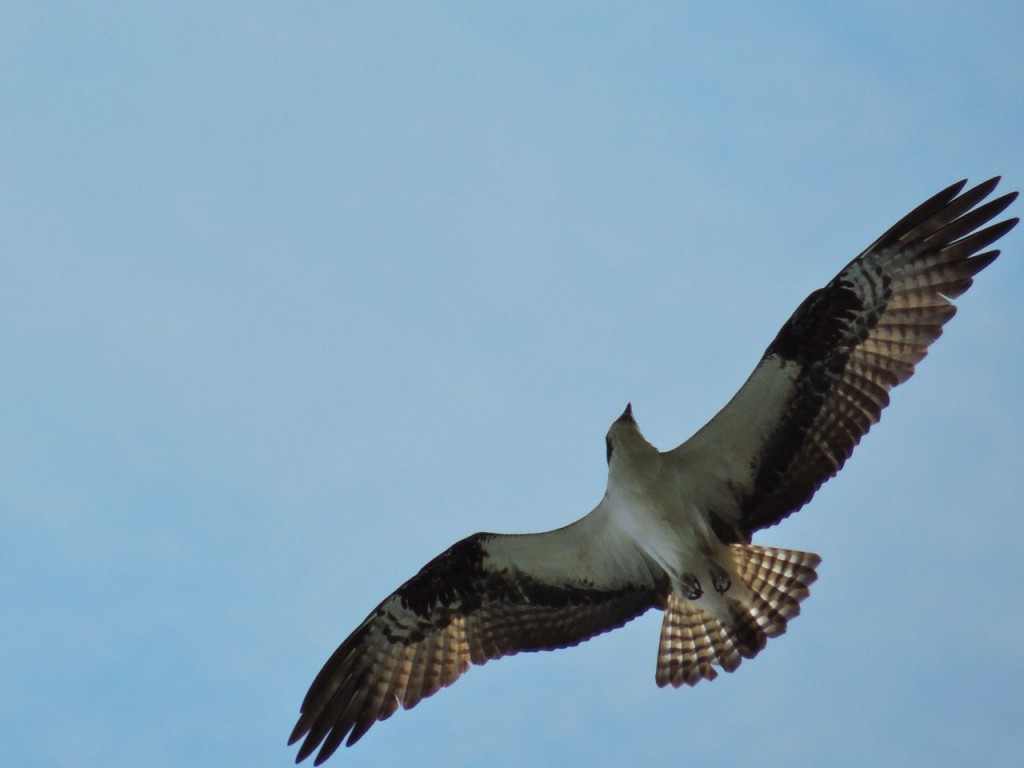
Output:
left=290, top=178, right=1017, bottom=764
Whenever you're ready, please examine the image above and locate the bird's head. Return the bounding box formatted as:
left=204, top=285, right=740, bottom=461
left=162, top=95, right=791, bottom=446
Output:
left=604, top=403, right=656, bottom=472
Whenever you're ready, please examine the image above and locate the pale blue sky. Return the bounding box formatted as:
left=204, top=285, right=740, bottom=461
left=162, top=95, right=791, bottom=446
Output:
left=3, top=3, right=1023, bottom=767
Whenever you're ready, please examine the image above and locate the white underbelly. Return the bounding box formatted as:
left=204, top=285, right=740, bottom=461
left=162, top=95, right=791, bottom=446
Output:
left=605, top=488, right=712, bottom=579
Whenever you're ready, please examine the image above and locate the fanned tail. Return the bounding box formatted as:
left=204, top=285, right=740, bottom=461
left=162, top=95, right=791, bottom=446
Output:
left=655, top=545, right=820, bottom=687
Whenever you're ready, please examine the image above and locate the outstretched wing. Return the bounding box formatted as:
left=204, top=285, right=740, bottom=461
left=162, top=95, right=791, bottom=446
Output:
left=672, top=177, right=1017, bottom=539
left=290, top=508, right=665, bottom=764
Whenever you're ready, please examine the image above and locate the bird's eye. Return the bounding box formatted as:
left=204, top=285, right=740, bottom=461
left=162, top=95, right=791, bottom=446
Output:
left=606, top=435, right=614, bottom=464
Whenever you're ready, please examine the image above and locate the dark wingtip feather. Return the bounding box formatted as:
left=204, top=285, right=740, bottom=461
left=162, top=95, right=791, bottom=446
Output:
left=969, top=249, right=1001, bottom=272
left=918, top=178, right=969, bottom=213
left=970, top=176, right=1000, bottom=197
left=288, top=712, right=312, bottom=748
left=996, top=189, right=1018, bottom=207
left=294, top=739, right=315, bottom=764
left=869, top=179, right=968, bottom=250
left=968, top=218, right=1019, bottom=253
left=944, top=178, right=970, bottom=196
left=971, top=192, right=1018, bottom=225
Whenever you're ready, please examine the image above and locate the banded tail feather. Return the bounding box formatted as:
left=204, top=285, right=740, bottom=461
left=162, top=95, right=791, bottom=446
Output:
left=656, top=545, right=821, bottom=687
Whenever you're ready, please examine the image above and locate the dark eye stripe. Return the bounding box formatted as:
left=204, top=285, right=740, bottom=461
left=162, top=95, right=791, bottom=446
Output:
left=606, top=436, right=614, bottom=464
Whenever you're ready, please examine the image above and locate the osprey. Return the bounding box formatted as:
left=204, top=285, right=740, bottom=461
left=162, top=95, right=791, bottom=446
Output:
left=290, top=178, right=1017, bottom=764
